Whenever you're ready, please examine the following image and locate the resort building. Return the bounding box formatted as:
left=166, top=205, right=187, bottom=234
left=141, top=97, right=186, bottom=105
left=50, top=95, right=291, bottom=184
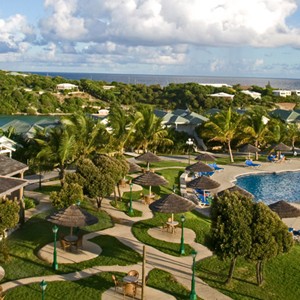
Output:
left=269, top=109, right=300, bottom=124
left=241, top=90, right=261, bottom=99
left=273, top=90, right=292, bottom=97
left=208, top=92, right=234, bottom=99
left=0, top=155, right=28, bottom=201
left=154, top=109, right=208, bottom=150
left=199, top=83, right=232, bottom=88
left=0, top=136, right=17, bottom=157
left=56, top=83, right=79, bottom=91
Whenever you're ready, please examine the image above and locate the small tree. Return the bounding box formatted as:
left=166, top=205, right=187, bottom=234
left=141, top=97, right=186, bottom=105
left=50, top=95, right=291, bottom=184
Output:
left=76, top=158, right=115, bottom=209
left=210, top=191, right=253, bottom=284
left=0, top=198, right=20, bottom=261
left=247, top=202, right=293, bottom=286
left=50, top=183, right=83, bottom=209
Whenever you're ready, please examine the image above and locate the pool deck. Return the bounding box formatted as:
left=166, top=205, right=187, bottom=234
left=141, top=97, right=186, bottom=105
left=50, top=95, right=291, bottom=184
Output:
left=195, top=158, right=300, bottom=228
left=207, top=158, right=300, bottom=193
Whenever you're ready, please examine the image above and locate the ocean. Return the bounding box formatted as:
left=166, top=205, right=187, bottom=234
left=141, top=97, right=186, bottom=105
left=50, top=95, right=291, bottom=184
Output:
left=30, top=72, right=300, bottom=90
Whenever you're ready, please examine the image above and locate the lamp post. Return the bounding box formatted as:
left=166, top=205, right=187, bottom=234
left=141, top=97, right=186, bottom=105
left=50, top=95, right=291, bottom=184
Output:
left=40, top=279, right=47, bottom=300
left=189, top=250, right=198, bottom=300
left=52, top=225, right=58, bottom=271
left=180, top=215, right=185, bottom=255
left=186, top=138, right=194, bottom=165
left=128, top=182, right=134, bottom=215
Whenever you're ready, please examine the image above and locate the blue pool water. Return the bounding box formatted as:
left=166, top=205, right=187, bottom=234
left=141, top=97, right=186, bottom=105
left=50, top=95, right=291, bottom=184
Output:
left=235, top=171, right=300, bottom=204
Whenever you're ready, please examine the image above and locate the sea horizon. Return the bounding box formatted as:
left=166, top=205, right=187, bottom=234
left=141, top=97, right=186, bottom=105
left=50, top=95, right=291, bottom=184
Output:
left=27, top=71, right=300, bottom=90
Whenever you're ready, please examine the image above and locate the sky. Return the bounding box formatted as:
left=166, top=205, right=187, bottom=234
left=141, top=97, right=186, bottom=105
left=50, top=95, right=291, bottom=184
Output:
left=1, top=0, right=300, bottom=78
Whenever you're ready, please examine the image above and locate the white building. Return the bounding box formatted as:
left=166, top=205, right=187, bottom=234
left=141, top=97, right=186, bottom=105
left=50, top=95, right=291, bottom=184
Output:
left=209, top=92, right=234, bottom=99
left=0, top=136, right=17, bottom=157
left=241, top=90, right=261, bottom=99
left=199, top=83, right=232, bottom=88
left=273, top=90, right=292, bottom=97
left=56, top=83, right=79, bottom=91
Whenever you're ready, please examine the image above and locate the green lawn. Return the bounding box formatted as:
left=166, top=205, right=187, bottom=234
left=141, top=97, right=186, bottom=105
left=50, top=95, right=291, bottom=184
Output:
left=4, top=269, right=201, bottom=300
left=0, top=209, right=141, bottom=282
left=198, top=244, right=300, bottom=300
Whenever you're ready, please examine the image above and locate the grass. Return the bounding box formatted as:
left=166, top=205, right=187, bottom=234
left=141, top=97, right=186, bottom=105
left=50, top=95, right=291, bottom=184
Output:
left=110, top=199, right=143, bottom=217
left=0, top=210, right=141, bottom=282
left=5, top=268, right=202, bottom=300
left=33, top=184, right=61, bottom=194
left=197, top=244, right=300, bottom=300
left=148, top=268, right=202, bottom=300
left=132, top=210, right=211, bottom=257
left=4, top=271, right=116, bottom=299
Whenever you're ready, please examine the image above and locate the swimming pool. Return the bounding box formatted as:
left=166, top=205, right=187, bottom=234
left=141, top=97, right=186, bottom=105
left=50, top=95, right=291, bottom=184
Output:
left=235, top=171, right=300, bottom=204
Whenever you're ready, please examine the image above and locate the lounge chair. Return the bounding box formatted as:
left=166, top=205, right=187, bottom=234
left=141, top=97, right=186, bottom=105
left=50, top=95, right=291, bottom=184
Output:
left=208, top=162, right=224, bottom=172
left=245, top=159, right=261, bottom=168
left=267, top=155, right=276, bottom=162
left=198, top=171, right=215, bottom=177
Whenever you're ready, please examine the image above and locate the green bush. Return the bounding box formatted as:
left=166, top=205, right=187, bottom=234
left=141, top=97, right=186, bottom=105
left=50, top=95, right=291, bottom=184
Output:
left=23, top=197, right=36, bottom=210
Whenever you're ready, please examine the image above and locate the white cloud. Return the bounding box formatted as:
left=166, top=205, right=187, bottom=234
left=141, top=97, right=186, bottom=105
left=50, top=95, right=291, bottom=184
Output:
left=36, top=0, right=300, bottom=47
left=39, top=0, right=87, bottom=41
left=2, top=0, right=300, bottom=76
left=0, top=14, right=34, bottom=52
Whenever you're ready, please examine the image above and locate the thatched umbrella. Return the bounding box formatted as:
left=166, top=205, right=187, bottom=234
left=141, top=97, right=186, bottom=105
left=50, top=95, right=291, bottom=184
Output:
left=186, top=161, right=214, bottom=173
left=240, top=144, right=260, bottom=159
left=195, top=153, right=216, bottom=162
left=187, top=176, right=220, bottom=190
left=132, top=171, right=168, bottom=196
left=47, top=204, right=98, bottom=236
left=269, top=200, right=300, bottom=219
left=149, top=193, right=196, bottom=214
left=135, top=151, right=161, bottom=170
left=273, top=142, right=291, bottom=152
left=127, top=161, right=142, bottom=173
left=187, top=176, right=220, bottom=203
left=149, top=193, right=196, bottom=221
left=217, top=185, right=254, bottom=199
left=272, top=142, right=291, bottom=160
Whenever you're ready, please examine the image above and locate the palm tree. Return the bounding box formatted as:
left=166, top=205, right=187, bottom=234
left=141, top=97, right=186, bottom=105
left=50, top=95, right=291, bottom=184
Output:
left=265, top=118, right=287, bottom=146
left=203, top=107, right=242, bottom=162
left=285, top=123, right=300, bottom=152
left=34, top=126, right=77, bottom=185
left=61, top=113, right=108, bottom=158
left=133, top=106, right=173, bottom=152
left=108, top=102, right=142, bottom=154
left=239, top=107, right=270, bottom=160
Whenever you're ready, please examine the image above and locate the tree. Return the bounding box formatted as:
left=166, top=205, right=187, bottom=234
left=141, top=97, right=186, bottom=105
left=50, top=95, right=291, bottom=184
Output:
left=34, top=126, right=77, bottom=185
left=133, top=105, right=173, bottom=152
left=239, top=107, right=270, bottom=160
left=265, top=118, right=287, bottom=145
left=210, top=191, right=253, bottom=284
left=76, top=158, right=115, bottom=209
left=285, top=123, right=300, bottom=152
left=92, top=154, right=129, bottom=202
left=0, top=198, right=20, bottom=261
left=108, top=102, right=142, bottom=154
left=203, top=107, right=242, bottom=162
left=61, top=113, right=109, bottom=158
left=246, top=202, right=293, bottom=286
left=50, top=182, right=83, bottom=209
